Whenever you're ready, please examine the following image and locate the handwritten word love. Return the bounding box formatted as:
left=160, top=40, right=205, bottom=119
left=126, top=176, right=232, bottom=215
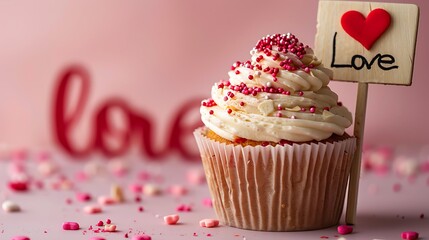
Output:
left=53, top=66, right=202, bottom=160
left=331, top=32, right=398, bottom=71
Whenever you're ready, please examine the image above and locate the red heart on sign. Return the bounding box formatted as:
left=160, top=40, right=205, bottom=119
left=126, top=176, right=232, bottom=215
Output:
left=341, top=8, right=391, bottom=50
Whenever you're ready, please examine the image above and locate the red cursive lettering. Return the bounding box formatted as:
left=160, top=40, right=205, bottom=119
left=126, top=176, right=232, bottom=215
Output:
left=53, top=65, right=203, bottom=160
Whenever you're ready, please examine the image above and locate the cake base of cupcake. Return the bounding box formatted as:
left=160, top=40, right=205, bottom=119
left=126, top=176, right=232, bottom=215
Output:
left=194, top=127, right=356, bottom=231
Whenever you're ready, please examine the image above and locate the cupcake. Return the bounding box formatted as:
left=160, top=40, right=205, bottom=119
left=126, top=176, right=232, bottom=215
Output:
left=194, top=33, right=355, bottom=231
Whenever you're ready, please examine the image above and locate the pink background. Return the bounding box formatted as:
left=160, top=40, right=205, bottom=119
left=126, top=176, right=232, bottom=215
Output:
left=0, top=0, right=427, bottom=154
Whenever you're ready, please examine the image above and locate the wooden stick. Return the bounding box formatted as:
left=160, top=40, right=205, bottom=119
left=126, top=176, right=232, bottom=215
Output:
left=346, top=82, right=368, bottom=225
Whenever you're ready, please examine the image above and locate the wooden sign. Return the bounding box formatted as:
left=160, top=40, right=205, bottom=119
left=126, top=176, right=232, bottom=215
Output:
left=315, top=0, right=420, bottom=225
left=315, top=1, right=419, bottom=85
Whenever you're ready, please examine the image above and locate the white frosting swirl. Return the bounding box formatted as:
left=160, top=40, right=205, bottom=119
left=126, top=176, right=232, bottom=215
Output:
left=201, top=34, right=353, bottom=143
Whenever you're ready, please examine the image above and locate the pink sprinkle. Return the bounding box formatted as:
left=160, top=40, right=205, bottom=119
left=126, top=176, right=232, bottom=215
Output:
left=135, top=196, right=142, bottom=202
left=337, top=225, right=353, bottom=235
left=420, top=161, right=429, bottom=172
left=34, top=180, right=44, bottom=189
left=199, top=219, right=220, bottom=228
left=10, top=149, right=28, bottom=161
left=164, top=214, right=180, bottom=225
left=393, top=183, right=402, bottom=192
left=186, top=169, right=206, bottom=185
left=138, top=171, right=152, bottom=181
left=83, top=205, right=102, bottom=214
left=106, top=219, right=111, bottom=224
left=65, top=198, right=73, bottom=205
left=202, top=198, right=213, bottom=207
left=138, top=206, right=144, bottom=212
left=401, top=231, right=419, bottom=240
left=74, top=171, right=88, bottom=181
left=129, top=183, right=143, bottom=193
left=132, top=235, right=152, bottom=240
left=169, top=185, right=188, bottom=196
left=11, top=236, right=30, bottom=240
left=76, top=192, right=92, bottom=202
left=96, top=221, right=104, bottom=227
left=88, top=237, right=106, bottom=240
left=62, top=221, right=80, bottom=230
left=97, top=196, right=116, bottom=205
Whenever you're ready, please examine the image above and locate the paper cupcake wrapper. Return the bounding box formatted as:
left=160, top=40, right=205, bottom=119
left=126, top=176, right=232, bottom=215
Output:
left=194, top=127, right=356, bottom=231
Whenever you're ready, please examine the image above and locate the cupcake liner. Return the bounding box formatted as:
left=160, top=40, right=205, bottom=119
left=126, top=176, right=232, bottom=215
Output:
left=194, top=127, right=356, bottom=231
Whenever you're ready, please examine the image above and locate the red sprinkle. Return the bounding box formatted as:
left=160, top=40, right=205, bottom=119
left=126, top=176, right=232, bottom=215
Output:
left=8, top=181, right=29, bottom=191
left=234, top=137, right=247, bottom=144
left=11, top=236, right=30, bottom=240
left=62, top=222, right=80, bottom=230
left=401, top=231, right=419, bottom=240
left=279, top=139, right=293, bottom=146
left=176, top=204, right=192, bottom=212
left=337, top=225, right=353, bottom=235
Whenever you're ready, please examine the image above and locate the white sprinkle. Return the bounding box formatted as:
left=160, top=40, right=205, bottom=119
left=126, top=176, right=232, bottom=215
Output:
left=2, top=200, right=21, bottom=212
left=144, top=184, right=162, bottom=196
left=111, top=184, right=125, bottom=203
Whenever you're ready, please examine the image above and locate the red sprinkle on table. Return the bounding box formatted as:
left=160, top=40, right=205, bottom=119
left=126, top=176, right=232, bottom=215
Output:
left=401, top=231, right=419, bottom=240
left=8, top=181, right=29, bottom=191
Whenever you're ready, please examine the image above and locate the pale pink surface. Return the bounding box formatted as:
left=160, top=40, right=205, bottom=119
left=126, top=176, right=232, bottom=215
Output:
left=0, top=153, right=429, bottom=240
left=0, top=0, right=427, bottom=152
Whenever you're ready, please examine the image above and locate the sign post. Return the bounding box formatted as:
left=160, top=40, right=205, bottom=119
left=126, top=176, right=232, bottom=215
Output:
left=315, top=0, right=419, bottom=224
